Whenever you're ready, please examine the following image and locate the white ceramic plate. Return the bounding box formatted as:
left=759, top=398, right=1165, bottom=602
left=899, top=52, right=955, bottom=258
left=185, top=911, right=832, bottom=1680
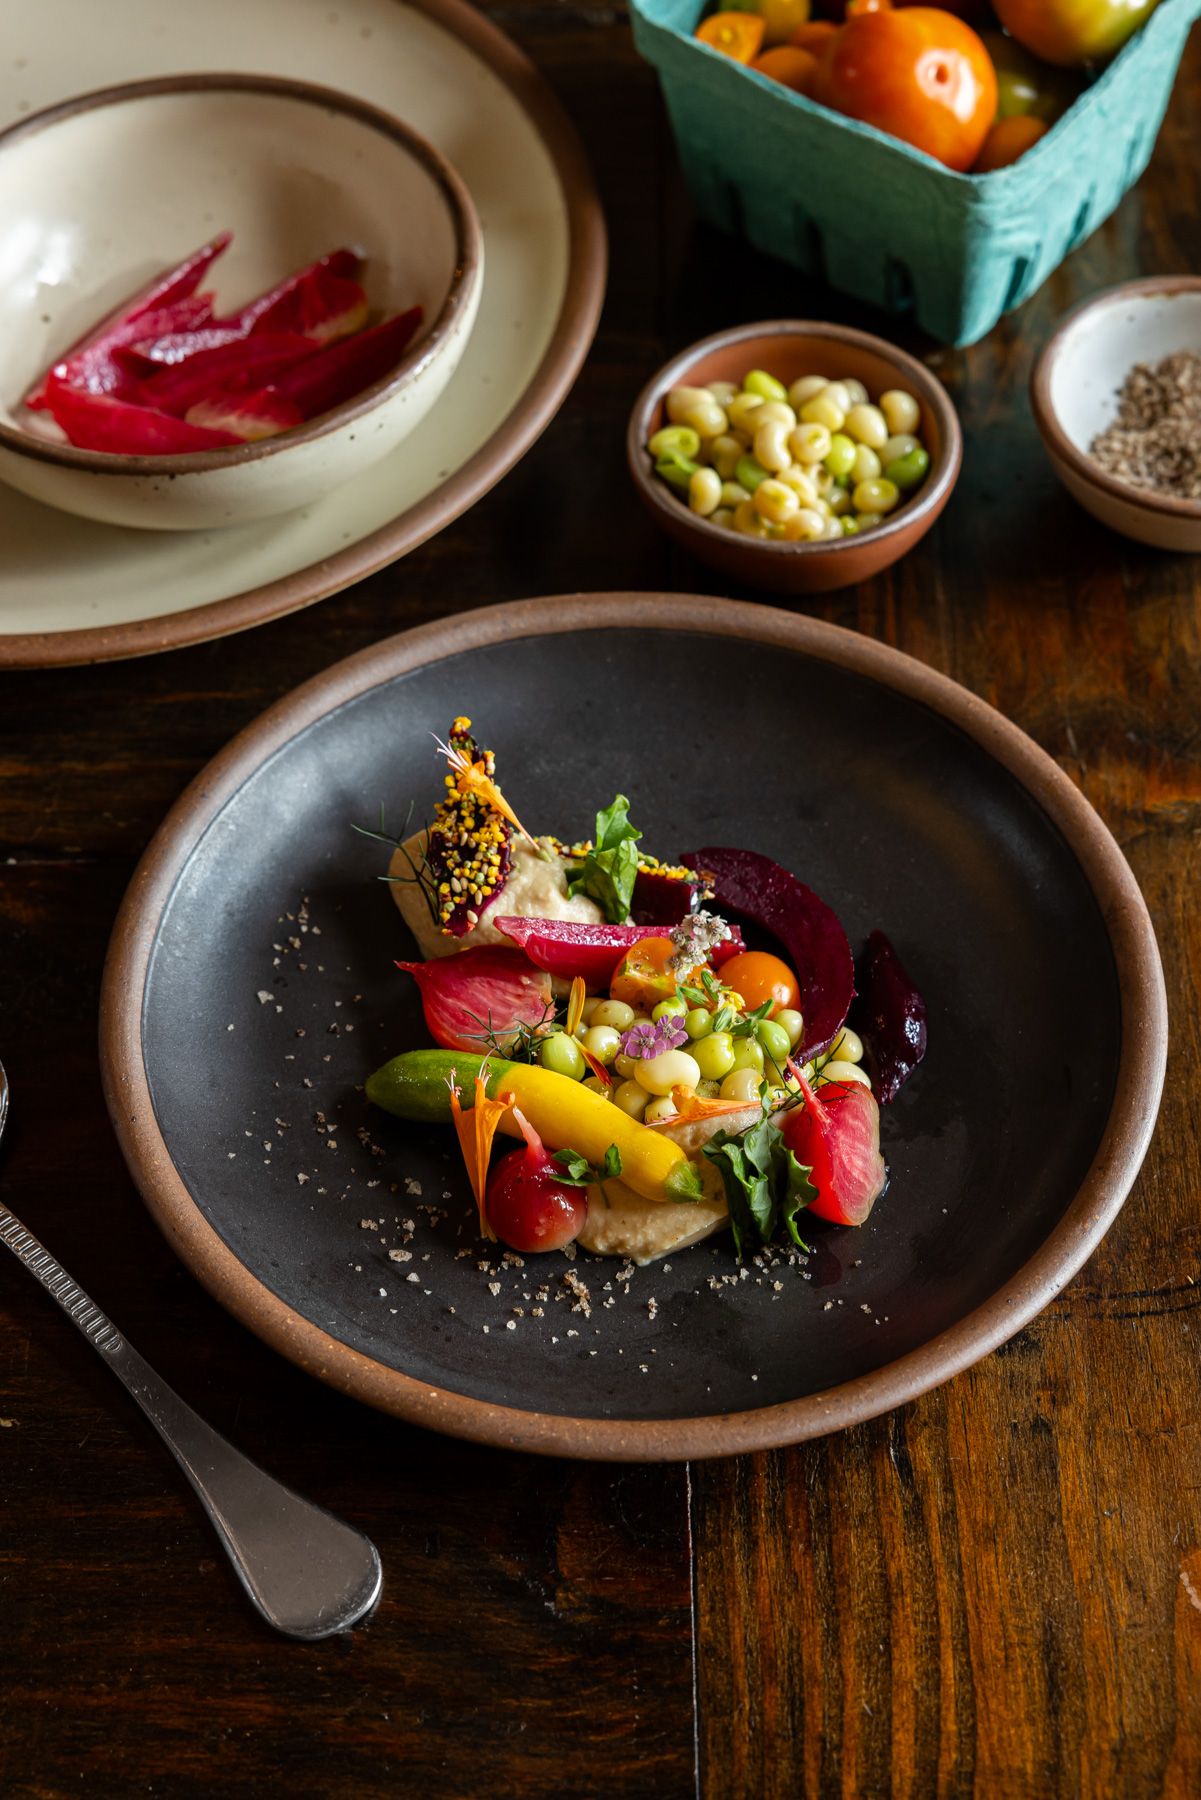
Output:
left=0, top=0, right=606, bottom=666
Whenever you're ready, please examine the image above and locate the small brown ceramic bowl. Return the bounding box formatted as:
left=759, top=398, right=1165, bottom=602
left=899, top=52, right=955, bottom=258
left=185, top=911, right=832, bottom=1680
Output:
left=627, top=320, right=962, bottom=595
left=1030, top=277, right=1201, bottom=552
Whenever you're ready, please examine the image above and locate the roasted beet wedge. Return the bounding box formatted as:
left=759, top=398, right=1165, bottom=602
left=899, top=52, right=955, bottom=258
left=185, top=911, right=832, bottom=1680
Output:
left=680, top=847, right=854, bottom=1058
left=396, top=949, right=552, bottom=1053
left=630, top=866, right=703, bottom=928
left=851, top=930, right=928, bottom=1104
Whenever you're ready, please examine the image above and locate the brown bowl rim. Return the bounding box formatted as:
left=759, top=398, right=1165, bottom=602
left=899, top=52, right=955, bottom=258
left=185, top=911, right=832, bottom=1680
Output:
left=0, top=0, right=607, bottom=669
left=1030, top=275, right=1201, bottom=522
left=625, top=320, right=963, bottom=560
left=99, top=591, right=1167, bottom=1463
left=0, top=70, right=483, bottom=477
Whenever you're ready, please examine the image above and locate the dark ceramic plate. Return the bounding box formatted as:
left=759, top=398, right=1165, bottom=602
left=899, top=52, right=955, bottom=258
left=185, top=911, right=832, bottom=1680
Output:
left=101, top=595, right=1166, bottom=1460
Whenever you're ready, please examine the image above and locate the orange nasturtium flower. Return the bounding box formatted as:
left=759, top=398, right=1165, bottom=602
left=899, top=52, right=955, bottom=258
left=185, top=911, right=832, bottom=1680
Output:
left=433, top=730, right=538, bottom=849
left=447, top=1063, right=512, bottom=1239
left=566, top=975, right=611, bottom=1086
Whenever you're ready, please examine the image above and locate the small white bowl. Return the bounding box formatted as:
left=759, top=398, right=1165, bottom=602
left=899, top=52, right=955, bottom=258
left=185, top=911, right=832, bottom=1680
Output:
left=0, top=74, right=483, bottom=532
left=1031, top=278, right=1201, bottom=553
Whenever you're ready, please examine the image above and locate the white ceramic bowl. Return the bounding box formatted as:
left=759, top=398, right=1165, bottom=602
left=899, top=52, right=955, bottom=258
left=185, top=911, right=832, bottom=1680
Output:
left=1031, top=278, right=1201, bottom=553
left=0, top=74, right=483, bottom=531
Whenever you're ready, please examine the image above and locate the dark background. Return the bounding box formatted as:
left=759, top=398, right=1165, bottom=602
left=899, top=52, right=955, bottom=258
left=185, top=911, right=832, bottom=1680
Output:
left=3, top=6, right=1200, bottom=1796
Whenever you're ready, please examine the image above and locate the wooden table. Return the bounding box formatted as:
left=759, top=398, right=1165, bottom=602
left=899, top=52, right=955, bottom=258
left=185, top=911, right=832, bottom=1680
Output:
left=2, top=8, right=1199, bottom=1795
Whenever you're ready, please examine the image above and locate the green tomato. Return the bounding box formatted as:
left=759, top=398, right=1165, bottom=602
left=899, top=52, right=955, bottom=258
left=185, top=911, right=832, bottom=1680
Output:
left=731, top=1037, right=765, bottom=1074
left=776, top=1007, right=805, bottom=1048
left=537, top=1030, right=586, bottom=1081
left=582, top=1025, right=622, bottom=1066
left=756, top=1019, right=793, bottom=1068
left=685, top=1007, right=715, bottom=1040
left=652, top=996, right=688, bottom=1021
left=612, top=1078, right=649, bottom=1119
left=692, top=1030, right=736, bottom=1081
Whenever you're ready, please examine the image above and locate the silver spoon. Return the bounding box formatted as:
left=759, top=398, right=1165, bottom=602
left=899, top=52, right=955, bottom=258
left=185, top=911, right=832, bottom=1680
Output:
left=0, top=1058, right=382, bottom=1640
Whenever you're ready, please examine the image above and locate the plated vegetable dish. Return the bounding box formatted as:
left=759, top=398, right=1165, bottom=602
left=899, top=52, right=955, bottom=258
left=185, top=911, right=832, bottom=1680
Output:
left=363, top=718, right=927, bottom=1265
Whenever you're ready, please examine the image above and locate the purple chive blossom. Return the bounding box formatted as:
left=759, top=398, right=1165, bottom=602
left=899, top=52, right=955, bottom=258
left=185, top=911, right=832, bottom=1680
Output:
left=620, top=1015, right=689, bottom=1060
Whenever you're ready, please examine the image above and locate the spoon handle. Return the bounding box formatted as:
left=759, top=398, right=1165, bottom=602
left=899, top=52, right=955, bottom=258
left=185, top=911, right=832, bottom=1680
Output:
left=0, top=1205, right=382, bottom=1640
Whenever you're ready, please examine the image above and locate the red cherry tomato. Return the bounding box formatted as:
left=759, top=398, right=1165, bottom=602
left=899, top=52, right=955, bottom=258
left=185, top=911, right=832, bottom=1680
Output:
left=815, top=7, right=998, bottom=171
left=717, top=950, right=801, bottom=1015
left=486, top=1143, right=587, bottom=1252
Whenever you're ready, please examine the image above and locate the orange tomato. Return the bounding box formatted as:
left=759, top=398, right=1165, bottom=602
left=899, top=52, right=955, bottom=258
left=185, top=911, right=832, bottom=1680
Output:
left=789, top=19, right=839, bottom=50
left=814, top=7, right=998, bottom=172
left=750, top=44, right=821, bottom=91
left=696, top=10, right=767, bottom=60
left=717, top=951, right=801, bottom=1016
left=974, top=113, right=1049, bottom=171
left=610, top=937, right=678, bottom=1012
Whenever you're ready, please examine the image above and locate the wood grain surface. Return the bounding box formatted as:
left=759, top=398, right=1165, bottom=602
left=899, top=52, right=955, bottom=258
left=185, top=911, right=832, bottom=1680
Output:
left=2, top=5, right=1200, bottom=1796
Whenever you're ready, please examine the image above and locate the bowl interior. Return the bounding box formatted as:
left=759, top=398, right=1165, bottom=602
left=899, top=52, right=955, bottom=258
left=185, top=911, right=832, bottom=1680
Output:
left=1047, top=288, right=1201, bottom=457
left=642, top=330, right=949, bottom=481
left=0, top=83, right=460, bottom=423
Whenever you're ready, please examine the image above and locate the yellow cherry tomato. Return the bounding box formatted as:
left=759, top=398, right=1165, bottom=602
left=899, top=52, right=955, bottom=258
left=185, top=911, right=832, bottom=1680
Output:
left=746, top=0, right=812, bottom=47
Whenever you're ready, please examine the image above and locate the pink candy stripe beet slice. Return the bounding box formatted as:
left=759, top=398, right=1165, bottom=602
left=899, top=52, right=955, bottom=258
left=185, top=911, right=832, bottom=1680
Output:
left=680, top=846, right=854, bottom=1058
left=493, top=917, right=677, bottom=987
left=494, top=916, right=746, bottom=987
left=396, top=948, right=552, bottom=1053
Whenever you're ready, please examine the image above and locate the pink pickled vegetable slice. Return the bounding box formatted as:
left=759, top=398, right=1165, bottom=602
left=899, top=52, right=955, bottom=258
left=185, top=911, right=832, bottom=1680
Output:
left=129, top=332, right=319, bottom=414
left=396, top=948, right=552, bottom=1053
left=224, top=247, right=363, bottom=334
left=681, top=847, right=854, bottom=1059
left=25, top=296, right=215, bottom=405
left=246, top=271, right=367, bottom=345
left=44, top=381, right=240, bottom=454
left=851, top=930, right=928, bottom=1104
left=185, top=388, right=303, bottom=442
left=270, top=306, right=423, bottom=418
left=493, top=916, right=745, bottom=987
left=24, top=232, right=232, bottom=408
left=127, top=259, right=368, bottom=368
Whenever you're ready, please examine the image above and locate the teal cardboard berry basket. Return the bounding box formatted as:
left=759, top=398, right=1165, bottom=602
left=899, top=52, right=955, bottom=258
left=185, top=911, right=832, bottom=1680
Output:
left=630, top=0, right=1201, bottom=345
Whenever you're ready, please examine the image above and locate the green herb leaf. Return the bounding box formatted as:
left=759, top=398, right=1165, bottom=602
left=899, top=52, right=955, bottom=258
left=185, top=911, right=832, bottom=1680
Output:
left=596, top=793, right=638, bottom=853
left=567, top=793, right=643, bottom=923
left=701, top=1096, right=817, bottom=1258
left=602, top=1143, right=624, bottom=1182
left=711, top=1005, right=735, bottom=1034
left=551, top=1144, right=624, bottom=1188
left=772, top=1141, right=817, bottom=1251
